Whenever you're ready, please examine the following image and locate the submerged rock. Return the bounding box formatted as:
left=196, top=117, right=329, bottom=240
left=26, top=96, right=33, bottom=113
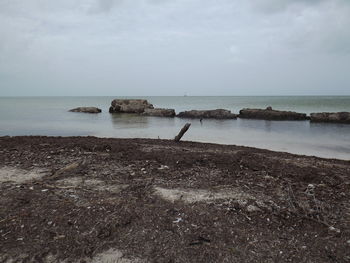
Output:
left=142, top=108, right=176, bottom=117
left=239, top=107, right=308, bottom=121
left=310, top=112, right=350, bottom=124
left=69, top=107, right=101, bottom=113
left=177, top=109, right=236, bottom=119
left=109, top=99, right=154, bottom=113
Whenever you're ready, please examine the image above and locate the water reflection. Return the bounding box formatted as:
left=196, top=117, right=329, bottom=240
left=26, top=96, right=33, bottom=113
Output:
left=263, top=120, right=272, bottom=132
left=110, top=113, right=150, bottom=129
left=309, top=122, right=350, bottom=136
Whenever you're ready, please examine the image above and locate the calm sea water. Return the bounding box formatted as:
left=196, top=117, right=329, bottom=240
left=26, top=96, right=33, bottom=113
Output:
left=0, top=96, right=350, bottom=160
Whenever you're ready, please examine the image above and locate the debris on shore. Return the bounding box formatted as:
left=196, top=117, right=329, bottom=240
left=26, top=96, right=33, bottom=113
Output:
left=1, top=136, right=349, bottom=262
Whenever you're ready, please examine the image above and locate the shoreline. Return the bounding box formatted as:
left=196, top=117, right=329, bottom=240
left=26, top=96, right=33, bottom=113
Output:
left=1, top=96, right=350, bottom=161
left=1, top=135, right=349, bottom=161
left=0, top=136, right=349, bottom=262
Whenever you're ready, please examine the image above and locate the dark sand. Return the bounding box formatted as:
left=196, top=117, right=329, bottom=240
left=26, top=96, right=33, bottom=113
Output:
left=0, top=136, right=349, bottom=262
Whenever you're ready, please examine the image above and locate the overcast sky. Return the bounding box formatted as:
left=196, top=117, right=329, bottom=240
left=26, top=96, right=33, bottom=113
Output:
left=0, top=0, right=349, bottom=96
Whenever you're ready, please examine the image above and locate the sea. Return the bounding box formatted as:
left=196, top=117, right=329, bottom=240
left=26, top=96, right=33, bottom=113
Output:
left=0, top=96, right=350, bottom=160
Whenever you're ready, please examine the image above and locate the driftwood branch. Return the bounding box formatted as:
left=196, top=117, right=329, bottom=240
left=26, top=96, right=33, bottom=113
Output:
left=174, top=123, right=191, bottom=142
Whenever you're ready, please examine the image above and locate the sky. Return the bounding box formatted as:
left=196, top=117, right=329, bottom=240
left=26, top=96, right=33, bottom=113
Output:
left=0, top=0, right=349, bottom=96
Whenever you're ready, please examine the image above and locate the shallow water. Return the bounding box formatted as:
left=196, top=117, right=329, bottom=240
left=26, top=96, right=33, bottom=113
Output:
left=0, top=96, right=350, bottom=160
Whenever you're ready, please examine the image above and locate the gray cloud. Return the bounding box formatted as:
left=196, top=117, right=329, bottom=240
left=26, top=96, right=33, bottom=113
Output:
left=89, top=0, right=122, bottom=13
left=250, top=0, right=326, bottom=13
left=0, top=0, right=349, bottom=96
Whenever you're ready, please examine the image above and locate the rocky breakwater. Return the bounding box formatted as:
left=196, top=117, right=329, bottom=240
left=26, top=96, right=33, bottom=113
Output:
left=239, top=106, right=308, bottom=121
left=177, top=109, right=237, bottom=119
left=142, top=108, right=176, bottom=117
left=109, top=99, right=154, bottom=113
left=310, top=112, right=350, bottom=124
left=69, top=107, right=102, bottom=113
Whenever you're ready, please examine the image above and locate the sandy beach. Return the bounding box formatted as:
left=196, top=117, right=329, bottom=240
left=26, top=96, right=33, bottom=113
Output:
left=0, top=136, right=349, bottom=262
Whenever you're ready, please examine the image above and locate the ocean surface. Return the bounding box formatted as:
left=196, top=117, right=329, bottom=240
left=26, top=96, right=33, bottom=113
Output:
left=0, top=96, right=350, bottom=160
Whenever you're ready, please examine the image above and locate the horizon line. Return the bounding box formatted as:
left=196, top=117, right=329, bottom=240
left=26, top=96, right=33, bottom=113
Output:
left=1, top=94, right=350, bottom=97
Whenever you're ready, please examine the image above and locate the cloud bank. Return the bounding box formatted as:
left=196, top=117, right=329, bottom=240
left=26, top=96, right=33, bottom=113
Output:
left=0, top=0, right=349, bottom=95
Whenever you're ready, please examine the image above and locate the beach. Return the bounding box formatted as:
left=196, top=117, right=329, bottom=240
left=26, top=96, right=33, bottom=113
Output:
left=2, top=0, right=350, bottom=261
left=1, top=136, right=349, bottom=262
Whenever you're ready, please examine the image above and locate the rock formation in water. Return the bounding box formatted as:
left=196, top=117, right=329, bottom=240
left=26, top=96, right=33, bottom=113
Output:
left=142, top=108, right=176, bottom=117
left=177, top=109, right=237, bottom=119
left=238, top=106, right=308, bottom=121
left=69, top=107, right=102, bottom=113
left=109, top=99, right=154, bottom=113
left=310, top=112, right=350, bottom=124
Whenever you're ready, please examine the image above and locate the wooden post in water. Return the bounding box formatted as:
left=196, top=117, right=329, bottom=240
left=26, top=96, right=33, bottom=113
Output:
left=174, top=123, right=191, bottom=142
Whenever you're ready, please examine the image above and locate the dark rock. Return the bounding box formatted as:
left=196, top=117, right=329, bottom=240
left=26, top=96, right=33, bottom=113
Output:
left=142, top=108, right=176, bottom=117
left=310, top=112, right=350, bottom=124
left=69, top=107, right=101, bottom=113
left=177, top=109, right=236, bottom=119
left=239, top=107, right=307, bottom=120
left=109, top=99, right=154, bottom=113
